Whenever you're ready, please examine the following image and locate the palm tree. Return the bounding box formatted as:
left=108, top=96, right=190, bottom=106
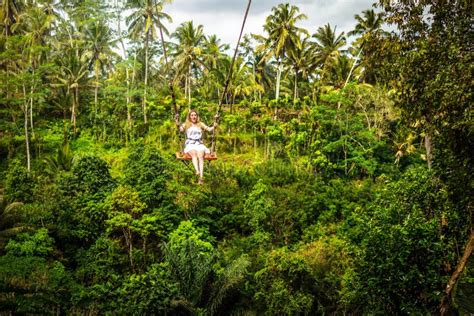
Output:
left=312, top=23, right=346, bottom=84
left=20, top=5, right=56, bottom=138
left=286, top=35, right=316, bottom=101
left=163, top=224, right=250, bottom=315
left=172, top=21, right=205, bottom=105
left=0, top=201, right=28, bottom=250
left=51, top=50, right=89, bottom=134
left=84, top=18, right=117, bottom=122
left=259, top=3, right=307, bottom=100
left=202, top=35, right=227, bottom=70
left=331, top=55, right=352, bottom=88
left=200, top=35, right=228, bottom=101
left=1, top=0, right=26, bottom=120
left=245, top=34, right=274, bottom=101
left=218, top=56, right=263, bottom=112
left=126, top=0, right=172, bottom=124
left=345, top=9, right=385, bottom=86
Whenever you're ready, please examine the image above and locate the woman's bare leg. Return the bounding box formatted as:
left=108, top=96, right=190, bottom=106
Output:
left=189, top=150, right=199, bottom=175
left=197, top=151, right=205, bottom=182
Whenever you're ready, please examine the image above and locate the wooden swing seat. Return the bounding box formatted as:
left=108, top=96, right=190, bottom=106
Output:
left=175, top=152, right=218, bottom=161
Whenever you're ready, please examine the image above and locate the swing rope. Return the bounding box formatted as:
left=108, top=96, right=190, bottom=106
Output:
left=210, top=0, right=252, bottom=153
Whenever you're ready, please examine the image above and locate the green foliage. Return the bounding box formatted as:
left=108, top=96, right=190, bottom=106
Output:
left=43, top=141, right=74, bottom=175
left=379, top=1, right=473, bottom=249
left=0, top=228, right=76, bottom=314
left=104, top=185, right=166, bottom=271
left=75, top=236, right=125, bottom=284
left=57, top=155, right=115, bottom=241
left=5, top=228, right=53, bottom=257
left=243, top=180, right=274, bottom=232
left=124, top=142, right=169, bottom=209
left=4, top=160, right=34, bottom=203
left=342, top=167, right=448, bottom=313
left=114, top=263, right=178, bottom=314
left=254, top=247, right=314, bottom=315
left=253, top=236, right=352, bottom=315
left=164, top=221, right=214, bottom=307
left=68, top=155, right=115, bottom=195
left=0, top=0, right=471, bottom=313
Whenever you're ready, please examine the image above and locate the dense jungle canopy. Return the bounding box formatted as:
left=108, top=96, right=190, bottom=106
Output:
left=0, top=0, right=473, bottom=314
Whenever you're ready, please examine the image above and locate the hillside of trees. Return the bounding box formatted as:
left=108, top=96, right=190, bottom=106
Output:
left=0, top=0, right=472, bottom=314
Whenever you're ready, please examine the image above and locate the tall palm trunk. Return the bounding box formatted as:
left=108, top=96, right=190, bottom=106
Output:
left=344, top=46, right=363, bottom=88
left=29, top=80, right=35, bottom=138
left=187, top=64, right=192, bottom=104
left=115, top=0, right=131, bottom=130
left=131, top=54, right=138, bottom=126
left=126, top=68, right=132, bottom=129
left=293, top=68, right=298, bottom=103
left=275, top=60, right=282, bottom=100
left=71, top=85, right=79, bottom=135
left=94, top=63, right=99, bottom=124
left=425, top=131, right=433, bottom=169
left=70, top=90, right=75, bottom=132
left=143, top=30, right=150, bottom=124
left=22, top=84, right=31, bottom=172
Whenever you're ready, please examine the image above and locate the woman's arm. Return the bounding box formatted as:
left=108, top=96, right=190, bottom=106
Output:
left=201, top=122, right=215, bottom=132
left=175, top=114, right=184, bottom=132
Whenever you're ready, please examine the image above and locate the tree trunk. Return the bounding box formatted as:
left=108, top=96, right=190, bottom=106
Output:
left=30, top=67, right=35, bottom=138
left=29, top=84, right=35, bottom=139
left=184, top=73, right=188, bottom=104
left=94, top=72, right=99, bottom=125
left=115, top=0, right=132, bottom=130
left=425, top=131, right=433, bottom=169
left=344, top=46, right=363, bottom=88
left=71, top=86, right=79, bottom=135
left=293, top=69, right=298, bottom=104
left=22, top=84, right=31, bottom=173
left=131, top=54, right=138, bottom=129
left=143, top=31, right=149, bottom=124
left=71, top=91, right=76, bottom=133
left=440, top=232, right=474, bottom=315
left=126, top=67, right=132, bottom=129
left=275, top=60, right=282, bottom=100
left=187, top=64, right=192, bottom=105
left=123, top=228, right=135, bottom=272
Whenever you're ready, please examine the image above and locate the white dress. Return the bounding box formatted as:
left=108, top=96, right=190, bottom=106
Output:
left=182, top=123, right=212, bottom=154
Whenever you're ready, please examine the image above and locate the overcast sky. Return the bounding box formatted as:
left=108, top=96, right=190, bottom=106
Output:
left=162, top=0, right=379, bottom=47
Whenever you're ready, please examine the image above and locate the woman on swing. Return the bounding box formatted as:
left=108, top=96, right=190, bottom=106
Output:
left=175, top=109, right=217, bottom=184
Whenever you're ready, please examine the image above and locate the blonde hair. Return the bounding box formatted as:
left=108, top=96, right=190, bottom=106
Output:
left=183, top=109, right=204, bottom=131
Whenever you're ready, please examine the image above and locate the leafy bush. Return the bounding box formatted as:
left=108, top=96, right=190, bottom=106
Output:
left=342, top=167, right=448, bottom=313
left=4, top=160, right=34, bottom=203
left=124, top=142, right=169, bottom=209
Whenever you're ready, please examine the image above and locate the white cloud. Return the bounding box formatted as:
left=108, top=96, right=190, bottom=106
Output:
left=162, top=0, right=377, bottom=46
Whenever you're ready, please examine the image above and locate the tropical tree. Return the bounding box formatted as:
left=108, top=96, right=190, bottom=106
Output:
left=1, top=0, right=26, bottom=130
left=51, top=47, right=89, bottom=134
left=200, top=34, right=228, bottom=101
left=345, top=9, right=385, bottom=85
left=172, top=20, right=205, bottom=105
left=286, top=35, right=316, bottom=100
left=164, top=221, right=250, bottom=315
left=20, top=5, right=56, bottom=137
left=312, top=23, right=346, bottom=84
left=221, top=56, right=263, bottom=112
left=259, top=3, right=308, bottom=100
left=126, top=0, right=172, bottom=123
left=84, top=18, right=117, bottom=123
